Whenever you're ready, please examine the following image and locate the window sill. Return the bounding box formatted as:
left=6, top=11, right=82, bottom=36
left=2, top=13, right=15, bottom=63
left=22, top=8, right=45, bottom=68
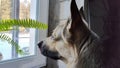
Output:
left=0, top=54, right=36, bottom=64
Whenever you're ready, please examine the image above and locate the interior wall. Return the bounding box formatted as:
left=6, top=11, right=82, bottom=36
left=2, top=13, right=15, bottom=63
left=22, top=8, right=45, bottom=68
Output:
left=89, top=0, right=109, bottom=37
left=89, top=0, right=120, bottom=68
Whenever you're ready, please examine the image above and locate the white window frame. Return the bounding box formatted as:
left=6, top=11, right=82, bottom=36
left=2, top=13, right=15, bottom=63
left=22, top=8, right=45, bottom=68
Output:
left=0, top=0, right=49, bottom=68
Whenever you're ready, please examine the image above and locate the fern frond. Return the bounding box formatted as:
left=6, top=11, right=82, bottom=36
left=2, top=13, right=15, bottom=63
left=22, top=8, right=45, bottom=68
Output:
left=0, top=34, right=24, bottom=54
left=0, top=19, right=48, bottom=31
left=0, top=19, right=48, bottom=55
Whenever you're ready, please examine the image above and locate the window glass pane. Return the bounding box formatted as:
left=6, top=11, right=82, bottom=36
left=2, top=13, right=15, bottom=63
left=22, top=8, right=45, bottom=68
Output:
left=0, top=33, right=12, bottom=61
left=0, top=0, right=11, bottom=19
left=19, top=0, right=30, bottom=19
left=0, top=0, right=12, bottom=61
left=18, top=0, right=32, bottom=57
left=0, top=0, right=35, bottom=61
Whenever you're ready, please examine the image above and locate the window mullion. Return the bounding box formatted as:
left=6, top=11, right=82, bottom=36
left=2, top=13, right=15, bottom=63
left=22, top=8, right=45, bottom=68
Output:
left=11, top=0, right=20, bottom=58
left=12, top=29, right=19, bottom=58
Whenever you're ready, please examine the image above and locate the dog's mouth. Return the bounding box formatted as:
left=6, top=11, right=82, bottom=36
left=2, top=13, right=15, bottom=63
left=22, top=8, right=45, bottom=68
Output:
left=38, top=41, right=62, bottom=60
left=41, top=49, right=62, bottom=60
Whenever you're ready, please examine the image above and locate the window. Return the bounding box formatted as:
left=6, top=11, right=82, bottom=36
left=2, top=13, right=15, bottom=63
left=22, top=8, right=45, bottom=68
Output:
left=0, top=0, right=36, bottom=61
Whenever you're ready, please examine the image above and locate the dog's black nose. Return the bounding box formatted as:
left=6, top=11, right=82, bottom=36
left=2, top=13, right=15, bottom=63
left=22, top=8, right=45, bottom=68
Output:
left=38, top=41, right=43, bottom=48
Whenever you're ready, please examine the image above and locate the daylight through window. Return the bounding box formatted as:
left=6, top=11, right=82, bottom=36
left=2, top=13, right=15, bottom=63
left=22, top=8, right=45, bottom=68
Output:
left=0, top=0, right=36, bottom=61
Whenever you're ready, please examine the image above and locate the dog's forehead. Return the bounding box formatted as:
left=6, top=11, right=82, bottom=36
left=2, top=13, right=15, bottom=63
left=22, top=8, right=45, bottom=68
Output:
left=52, top=18, right=72, bottom=40
left=53, top=20, right=68, bottom=34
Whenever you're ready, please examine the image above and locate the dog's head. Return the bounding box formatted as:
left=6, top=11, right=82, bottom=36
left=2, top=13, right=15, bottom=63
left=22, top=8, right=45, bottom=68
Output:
left=38, top=0, right=90, bottom=63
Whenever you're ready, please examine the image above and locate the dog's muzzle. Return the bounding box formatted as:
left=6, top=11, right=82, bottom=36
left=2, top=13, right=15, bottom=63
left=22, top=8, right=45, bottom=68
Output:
left=38, top=41, right=62, bottom=60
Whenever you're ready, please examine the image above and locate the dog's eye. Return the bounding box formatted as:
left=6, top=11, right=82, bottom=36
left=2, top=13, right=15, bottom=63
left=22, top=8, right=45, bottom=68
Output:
left=51, top=35, right=55, bottom=40
left=51, top=35, right=60, bottom=41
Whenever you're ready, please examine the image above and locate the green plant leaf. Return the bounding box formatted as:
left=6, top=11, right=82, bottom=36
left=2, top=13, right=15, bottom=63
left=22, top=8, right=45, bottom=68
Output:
left=0, top=19, right=48, bottom=55
left=0, top=19, right=48, bottom=31
left=0, top=33, right=24, bottom=54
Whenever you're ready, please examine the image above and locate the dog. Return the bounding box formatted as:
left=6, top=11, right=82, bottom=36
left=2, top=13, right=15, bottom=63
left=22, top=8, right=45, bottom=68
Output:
left=38, top=0, right=103, bottom=68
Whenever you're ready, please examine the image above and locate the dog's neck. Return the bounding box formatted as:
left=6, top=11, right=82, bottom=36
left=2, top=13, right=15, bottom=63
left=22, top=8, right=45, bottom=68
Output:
left=65, top=36, right=89, bottom=68
left=66, top=32, right=99, bottom=68
left=66, top=54, right=79, bottom=68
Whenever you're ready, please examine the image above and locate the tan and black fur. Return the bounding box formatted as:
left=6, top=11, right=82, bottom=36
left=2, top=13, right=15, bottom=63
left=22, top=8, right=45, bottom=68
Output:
left=38, top=0, right=103, bottom=68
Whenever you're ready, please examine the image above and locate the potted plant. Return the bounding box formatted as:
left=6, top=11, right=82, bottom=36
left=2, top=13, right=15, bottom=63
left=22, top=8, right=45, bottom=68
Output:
left=0, top=19, right=48, bottom=58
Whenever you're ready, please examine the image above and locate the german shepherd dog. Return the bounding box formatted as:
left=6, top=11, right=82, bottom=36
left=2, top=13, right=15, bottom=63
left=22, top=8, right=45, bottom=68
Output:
left=38, top=0, right=103, bottom=68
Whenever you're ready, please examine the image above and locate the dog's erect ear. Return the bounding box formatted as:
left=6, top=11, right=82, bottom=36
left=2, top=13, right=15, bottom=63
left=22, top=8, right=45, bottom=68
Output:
left=69, top=0, right=89, bottom=41
left=79, top=7, right=88, bottom=26
left=70, top=0, right=86, bottom=32
left=79, top=7, right=85, bottom=21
